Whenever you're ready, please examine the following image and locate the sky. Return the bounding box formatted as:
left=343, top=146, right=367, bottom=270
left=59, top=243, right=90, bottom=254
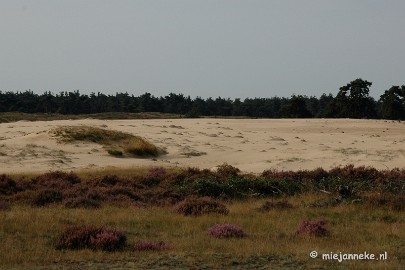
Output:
left=1, top=0, right=404, bottom=99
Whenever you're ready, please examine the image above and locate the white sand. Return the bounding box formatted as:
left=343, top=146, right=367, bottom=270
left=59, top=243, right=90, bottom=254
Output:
left=0, top=118, right=404, bottom=174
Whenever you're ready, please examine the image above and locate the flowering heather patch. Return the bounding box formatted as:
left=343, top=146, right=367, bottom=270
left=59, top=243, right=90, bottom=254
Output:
left=296, top=218, right=330, bottom=237
left=175, top=197, right=229, bottom=216
left=89, top=229, right=127, bottom=251
left=258, top=200, right=293, bottom=211
left=132, top=240, right=169, bottom=251
left=208, top=223, right=246, bottom=238
left=0, top=200, right=11, bottom=211
left=56, top=225, right=126, bottom=251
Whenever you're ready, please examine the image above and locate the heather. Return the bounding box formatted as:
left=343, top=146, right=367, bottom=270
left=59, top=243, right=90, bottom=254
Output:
left=132, top=240, right=169, bottom=251
left=1, top=165, right=404, bottom=208
left=295, top=218, right=331, bottom=237
left=174, top=196, right=229, bottom=216
left=207, top=223, right=246, bottom=238
left=56, top=225, right=126, bottom=251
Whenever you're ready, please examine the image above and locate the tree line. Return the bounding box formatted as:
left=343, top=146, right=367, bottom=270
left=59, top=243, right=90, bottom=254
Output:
left=1, top=78, right=405, bottom=119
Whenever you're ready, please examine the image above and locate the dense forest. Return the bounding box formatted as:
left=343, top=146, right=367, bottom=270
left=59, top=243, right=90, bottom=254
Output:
left=1, top=78, right=405, bottom=119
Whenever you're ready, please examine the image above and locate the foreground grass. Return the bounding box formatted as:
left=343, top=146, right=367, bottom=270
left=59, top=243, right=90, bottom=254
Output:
left=50, top=126, right=163, bottom=157
left=1, top=195, right=404, bottom=269
left=1, top=165, right=404, bottom=269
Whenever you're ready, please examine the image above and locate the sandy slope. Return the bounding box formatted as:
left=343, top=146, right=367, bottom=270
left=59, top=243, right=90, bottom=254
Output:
left=0, top=118, right=404, bottom=174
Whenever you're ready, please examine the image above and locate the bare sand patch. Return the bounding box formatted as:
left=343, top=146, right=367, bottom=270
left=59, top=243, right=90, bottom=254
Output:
left=1, top=118, right=404, bottom=173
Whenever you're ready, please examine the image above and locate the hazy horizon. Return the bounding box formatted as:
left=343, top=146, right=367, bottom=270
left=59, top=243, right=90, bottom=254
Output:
left=1, top=0, right=404, bottom=100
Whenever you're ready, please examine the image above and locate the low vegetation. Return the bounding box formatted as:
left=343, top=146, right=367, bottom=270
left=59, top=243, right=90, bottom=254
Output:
left=174, top=197, right=229, bottom=216
left=207, top=223, right=246, bottom=238
left=132, top=240, right=169, bottom=252
left=56, top=225, right=127, bottom=251
left=50, top=126, right=163, bottom=157
left=295, top=218, right=331, bottom=237
left=0, top=164, right=404, bottom=269
left=257, top=200, right=293, bottom=211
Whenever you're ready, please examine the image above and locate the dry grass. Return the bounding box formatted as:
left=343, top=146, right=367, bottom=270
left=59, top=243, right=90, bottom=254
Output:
left=50, top=126, right=164, bottom=157
left=1, top=166, right=404, bottom=268
left=0, top=195, right=404, bottom=269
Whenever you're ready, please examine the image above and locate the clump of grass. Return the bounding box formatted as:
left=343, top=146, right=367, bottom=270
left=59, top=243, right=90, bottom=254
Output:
left=55, top=225, right=126, bottom=251
left=295, top=218, right=330, bottom=237
left=51, top=126, right=163, bottom=157
left=132, top=240, right=169, bottom=251
left=208, top=223, right=246, bottom=238
left=257, top=200, right=293, bottom=211
left=216, top=163, right=240, bottom=178
left=123, top=139, right=159, bottom=157
left=107, top=149, right=123, bottom=157
left=309, top=197, right=343, bottom=208
left=366, top=193, right=405, bottom=211
left=175, top=197, right=229, bottom=216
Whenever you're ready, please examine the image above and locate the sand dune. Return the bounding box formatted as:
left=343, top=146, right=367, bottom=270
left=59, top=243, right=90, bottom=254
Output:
left=0, top=118, right=404, bottom=174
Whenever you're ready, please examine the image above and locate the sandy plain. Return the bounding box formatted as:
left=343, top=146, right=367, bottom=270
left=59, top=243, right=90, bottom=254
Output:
left=0, top=118, right=404, bottom=174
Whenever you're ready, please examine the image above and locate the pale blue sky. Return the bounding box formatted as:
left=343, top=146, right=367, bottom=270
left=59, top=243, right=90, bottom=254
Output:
left=1, top=0, right=404, bottom=99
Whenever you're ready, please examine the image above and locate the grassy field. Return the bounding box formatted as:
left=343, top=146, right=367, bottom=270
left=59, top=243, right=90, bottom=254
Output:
left=0, top=166, right=404, bottom=269
left=1, top=195, right=404, bottom=269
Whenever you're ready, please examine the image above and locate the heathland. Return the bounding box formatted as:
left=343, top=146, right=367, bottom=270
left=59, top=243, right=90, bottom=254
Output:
left=0, top=117, right=404, bottom=269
